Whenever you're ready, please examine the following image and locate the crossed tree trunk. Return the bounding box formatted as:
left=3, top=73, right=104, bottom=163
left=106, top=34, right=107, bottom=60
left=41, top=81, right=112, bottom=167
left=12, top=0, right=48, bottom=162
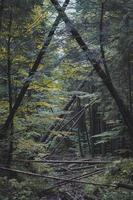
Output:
left=51, top=0, right=133, bottom=149
left=1, top=0, right=133, bottom=151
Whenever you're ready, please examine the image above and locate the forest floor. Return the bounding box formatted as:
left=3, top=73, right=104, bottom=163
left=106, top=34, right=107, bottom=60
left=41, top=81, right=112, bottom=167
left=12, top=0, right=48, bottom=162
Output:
left=39, top=151, right=133, bottom=200
left=0, top=150, right=133, bottom=199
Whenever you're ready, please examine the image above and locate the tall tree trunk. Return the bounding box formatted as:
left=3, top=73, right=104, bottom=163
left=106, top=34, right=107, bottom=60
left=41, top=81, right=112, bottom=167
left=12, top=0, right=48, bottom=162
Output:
left=0, top=0, right=4, bottom=32
left=6, top=8, right=14, bottom=167
left=99, top=1, right=110, bottom=79
left=77, top=129, right=84, bottom=158
left=50, top=0, right=133, bottom=151
left=128, top=52, right=132, bottom=113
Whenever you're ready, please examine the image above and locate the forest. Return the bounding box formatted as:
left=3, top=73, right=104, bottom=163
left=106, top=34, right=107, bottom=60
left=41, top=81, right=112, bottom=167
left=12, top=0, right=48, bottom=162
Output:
left=0, top=0, right=133, bottom=199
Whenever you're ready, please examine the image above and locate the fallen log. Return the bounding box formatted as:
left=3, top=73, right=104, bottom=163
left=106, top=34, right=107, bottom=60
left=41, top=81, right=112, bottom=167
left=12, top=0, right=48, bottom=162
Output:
left=13, top=159, right=111, bottom=165
left=0, top=166, right=107, bottom=185
left=1, top=165, right=133, bottom=191
left=117, top=183, right=133, bottom=190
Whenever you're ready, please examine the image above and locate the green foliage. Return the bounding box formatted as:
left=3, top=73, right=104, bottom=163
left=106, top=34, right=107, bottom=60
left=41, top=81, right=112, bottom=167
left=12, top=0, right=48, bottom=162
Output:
left=15, top=138, right=45, bottom=158
left=0, top=176, right=51, bottom=200
left=102, top=191, right=133, bottom=200
left=93, top=131, right=120, bottom=144
left=85, top=159, right=133, bottom=200
left=105, top=159, right=133, bottom=183
left=0, top=0, right=133, bottom=199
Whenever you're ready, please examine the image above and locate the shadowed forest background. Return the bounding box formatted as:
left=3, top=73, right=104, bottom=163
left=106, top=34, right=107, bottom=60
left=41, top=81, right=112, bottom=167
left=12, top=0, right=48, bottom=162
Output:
left=0, top=0, right=133, bottom=199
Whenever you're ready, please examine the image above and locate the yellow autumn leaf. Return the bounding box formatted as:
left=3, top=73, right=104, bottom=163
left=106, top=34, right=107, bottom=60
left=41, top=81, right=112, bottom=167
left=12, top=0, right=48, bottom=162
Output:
left=36, top=101, right=54, bottom=108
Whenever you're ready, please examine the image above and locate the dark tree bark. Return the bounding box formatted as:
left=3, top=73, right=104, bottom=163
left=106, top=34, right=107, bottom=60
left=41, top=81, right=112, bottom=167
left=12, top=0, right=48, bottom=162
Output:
left=0, top=0, right=4, bottom=32
left=99, top=1, right=110, bottom=79
left=50, top=0, right=133, bottom=151
left=6, top=9, right=14, bottom=167
left=128, top=52, right=132, bottom=112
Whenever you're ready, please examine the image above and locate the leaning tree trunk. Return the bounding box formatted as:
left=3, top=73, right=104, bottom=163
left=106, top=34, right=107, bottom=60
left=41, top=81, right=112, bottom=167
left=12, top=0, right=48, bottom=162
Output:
left=50, top=0, right=133, bottom=150
left=0, top=0, right=70, bottom=135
